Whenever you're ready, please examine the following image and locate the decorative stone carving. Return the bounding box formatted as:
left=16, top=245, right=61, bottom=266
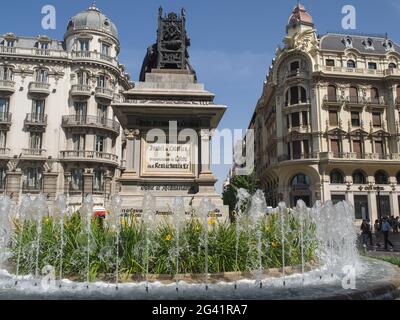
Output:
left=124, top=129, right=140, bottom=140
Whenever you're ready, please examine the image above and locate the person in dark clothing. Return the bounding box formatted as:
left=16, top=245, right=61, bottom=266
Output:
left=382, top=218, right=394, bottom=251
left=360, top=220, right=370, bottom=248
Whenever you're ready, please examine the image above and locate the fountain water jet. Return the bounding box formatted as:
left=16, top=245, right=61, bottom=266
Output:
left=199, top=198, right=215, bottom=291
left=31, top=194, right=47, bottom=286
left=53, top=195, right=68, bottom=288
left=81, top=194, right=94, bottom=289
left=142, top=193, right=156, bottom=293
left=108, top=195, right=123, bottom=290
left=172, top=197, right=185, bottom=293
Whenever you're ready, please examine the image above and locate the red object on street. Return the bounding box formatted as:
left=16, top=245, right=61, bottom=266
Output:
left=94, top=207, right=107, bottom=218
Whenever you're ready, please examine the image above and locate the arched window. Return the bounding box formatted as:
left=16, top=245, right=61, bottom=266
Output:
left=347, top=60, right=356, bottom=68
left=349, top=86, right=358, bottom=103
left=375, top=170, right=389, bottom=185
left=286, top=86, right=307, bottom=106
left=370, top=87, right=380, bottom=104
left=327, top=85, right=337, bottom=102
left=291, top=174, right=310, bottom=188
left=330, top=170, right=345, bottom=184
left=0, top=66, right=13, bottom=81
left=353, top=170, right=367, bottom=184
left=389, top=63, right=397, bottom=69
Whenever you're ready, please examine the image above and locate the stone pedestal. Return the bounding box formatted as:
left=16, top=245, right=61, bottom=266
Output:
left=113, top=69, right=228, bottom=219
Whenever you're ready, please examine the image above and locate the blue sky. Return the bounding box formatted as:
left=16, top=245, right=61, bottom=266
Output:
left=2, top=0, right=400, bottom=193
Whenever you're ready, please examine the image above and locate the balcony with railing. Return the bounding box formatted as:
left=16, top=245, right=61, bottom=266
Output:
left=21, top=149, right=47, bottom=159
left=317, top=65, right=385, bottom=77
left=323, top=95, right=344, bottom=106
left=367, top=96, right=387, bottom=107
left=70, top=84, right=92, bottom=99
left=95, top=87, right=114, bottom=101
left=0, top=148, right=11, bottom=159
left=59, top=150, right=119, bottom=166
left=71, top=51, right=118, bottom=68
left=24, top=114, right=47, bottom=131
left=0, top=113, right=12, bottom=130
left=319, top=151, right=397, bottom=161
left=28, top=82, right=50, bottom=96
left=0, top=79, right=16, bottom=96
left=283, top=69, right=309, bottom=82
left=62, top=115, right=120, bottom=135
left=345, top=96, right=366, bottom=107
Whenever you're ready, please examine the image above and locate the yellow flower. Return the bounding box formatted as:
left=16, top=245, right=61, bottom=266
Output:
left=208, top=218, right=216, bottom=226
left=195, top=226, right=201, bottom=232
left=165, top=234, right=172, bottom=241
left=45, top=218, right=51, bottom=224
left=272, top=241, right=278, bottom=248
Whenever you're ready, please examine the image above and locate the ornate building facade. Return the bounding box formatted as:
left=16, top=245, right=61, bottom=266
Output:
left=250, top=4, right=400, bottom=222
left=0, top=4, right=131, bottom=209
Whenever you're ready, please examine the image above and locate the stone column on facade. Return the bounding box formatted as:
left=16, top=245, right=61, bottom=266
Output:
left=368, top=190, right=378, bottom=224
left=43, top=172, right=59, bottom=201
left=83, top=169, right=94, bottom=197
left=64, top=173, right=71, bottom=195
left=123, top=129, right=140, bottom=177
left=389, top=184, right=399, bottom=217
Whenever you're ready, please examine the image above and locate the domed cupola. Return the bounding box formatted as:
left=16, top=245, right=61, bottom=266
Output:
left=286, top=3, right=314, bottom=37
left=66, top=3, right=118, bottom=41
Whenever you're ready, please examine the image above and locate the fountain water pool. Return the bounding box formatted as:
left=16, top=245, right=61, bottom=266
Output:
left=0, top=192, right=399, bottom=300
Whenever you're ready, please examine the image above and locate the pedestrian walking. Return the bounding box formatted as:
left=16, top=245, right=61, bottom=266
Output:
left=382, top=218, right=394, bottom=251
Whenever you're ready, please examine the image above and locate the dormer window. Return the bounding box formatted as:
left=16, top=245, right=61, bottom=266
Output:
left=363, top=38, right=374, bottom=50
left=343, top=37, right=353, bottom=48
left=384, top=40, right=394, bottom=51
left=389, top=63, right=397, bottom=69
left=326, top=59, right=335, bottom=67
left=6, top=40, right=15, bottom=48
left=38, top=42, right=49, bottom=50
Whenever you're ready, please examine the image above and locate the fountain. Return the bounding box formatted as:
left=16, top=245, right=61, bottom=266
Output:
left=172, top=197, right=186, bottom=292
left=0, top=191, right=398, bottom=300
left=53, top=195, right=68, bottom=288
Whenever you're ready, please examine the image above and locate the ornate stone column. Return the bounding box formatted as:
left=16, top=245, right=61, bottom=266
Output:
left=199, top=129, right=214, bottom=178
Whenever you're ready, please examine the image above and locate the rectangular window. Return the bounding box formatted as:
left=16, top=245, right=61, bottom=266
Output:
left=326, top=59, right=335, bottom=67
left=329, top=111, right=338, bottom=126
left=354, top=195, right=369, bottom=220
left=375, top=140, right=384, bottom=156
left=0, top=131, right=6, bottom=149
left=353, top=140, right=362, bottom=158
left=0, top=169, right=5, bottom=190
left=302, top=111, right=308, bottom=126
left=368, top=62, right=377, bottom=70
left=377, top=195, right=391, bottom=218
left=24, top=168, right=42, bottom=190
left=97, top=104, right=108, bottom=121
left=95, top=135, right=106, bottom=153
left=35, top=69, right=48, bottom=83
left=79, top=39, right=90, bottom=51
left=71, top=169, right=83, bottom=192
left=291, top=112, right=300, bottom=127
left=331, top=139, right=340, bottom=158
left=0, top=98, right=9, bottom=116
left=74, top=102, right=87, bottom=122
left=372, top=112, right=382, bottom=127
left=332, top=195, right=346, bottom=205
left=93, top=170, right=104, bottom=192
left=29, top=132, right=42, bottom=150
left=32, top=99, right=45, bottom=116
left=73, top=134, right=85, bottom=151
left=303, top=140, right=310, bottom=158
left=101, top=43, right=110, bottom=56
left=293, top=141, right=301, bottom=159
left=351, top=112, right=360, bottom=127
left=286, top=115, right=290, bottom=128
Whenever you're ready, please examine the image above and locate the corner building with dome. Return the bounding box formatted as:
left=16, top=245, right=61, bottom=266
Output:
left=249, top=3, right=400, bottom=223
left=0, top=4, right=131, bottom=209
